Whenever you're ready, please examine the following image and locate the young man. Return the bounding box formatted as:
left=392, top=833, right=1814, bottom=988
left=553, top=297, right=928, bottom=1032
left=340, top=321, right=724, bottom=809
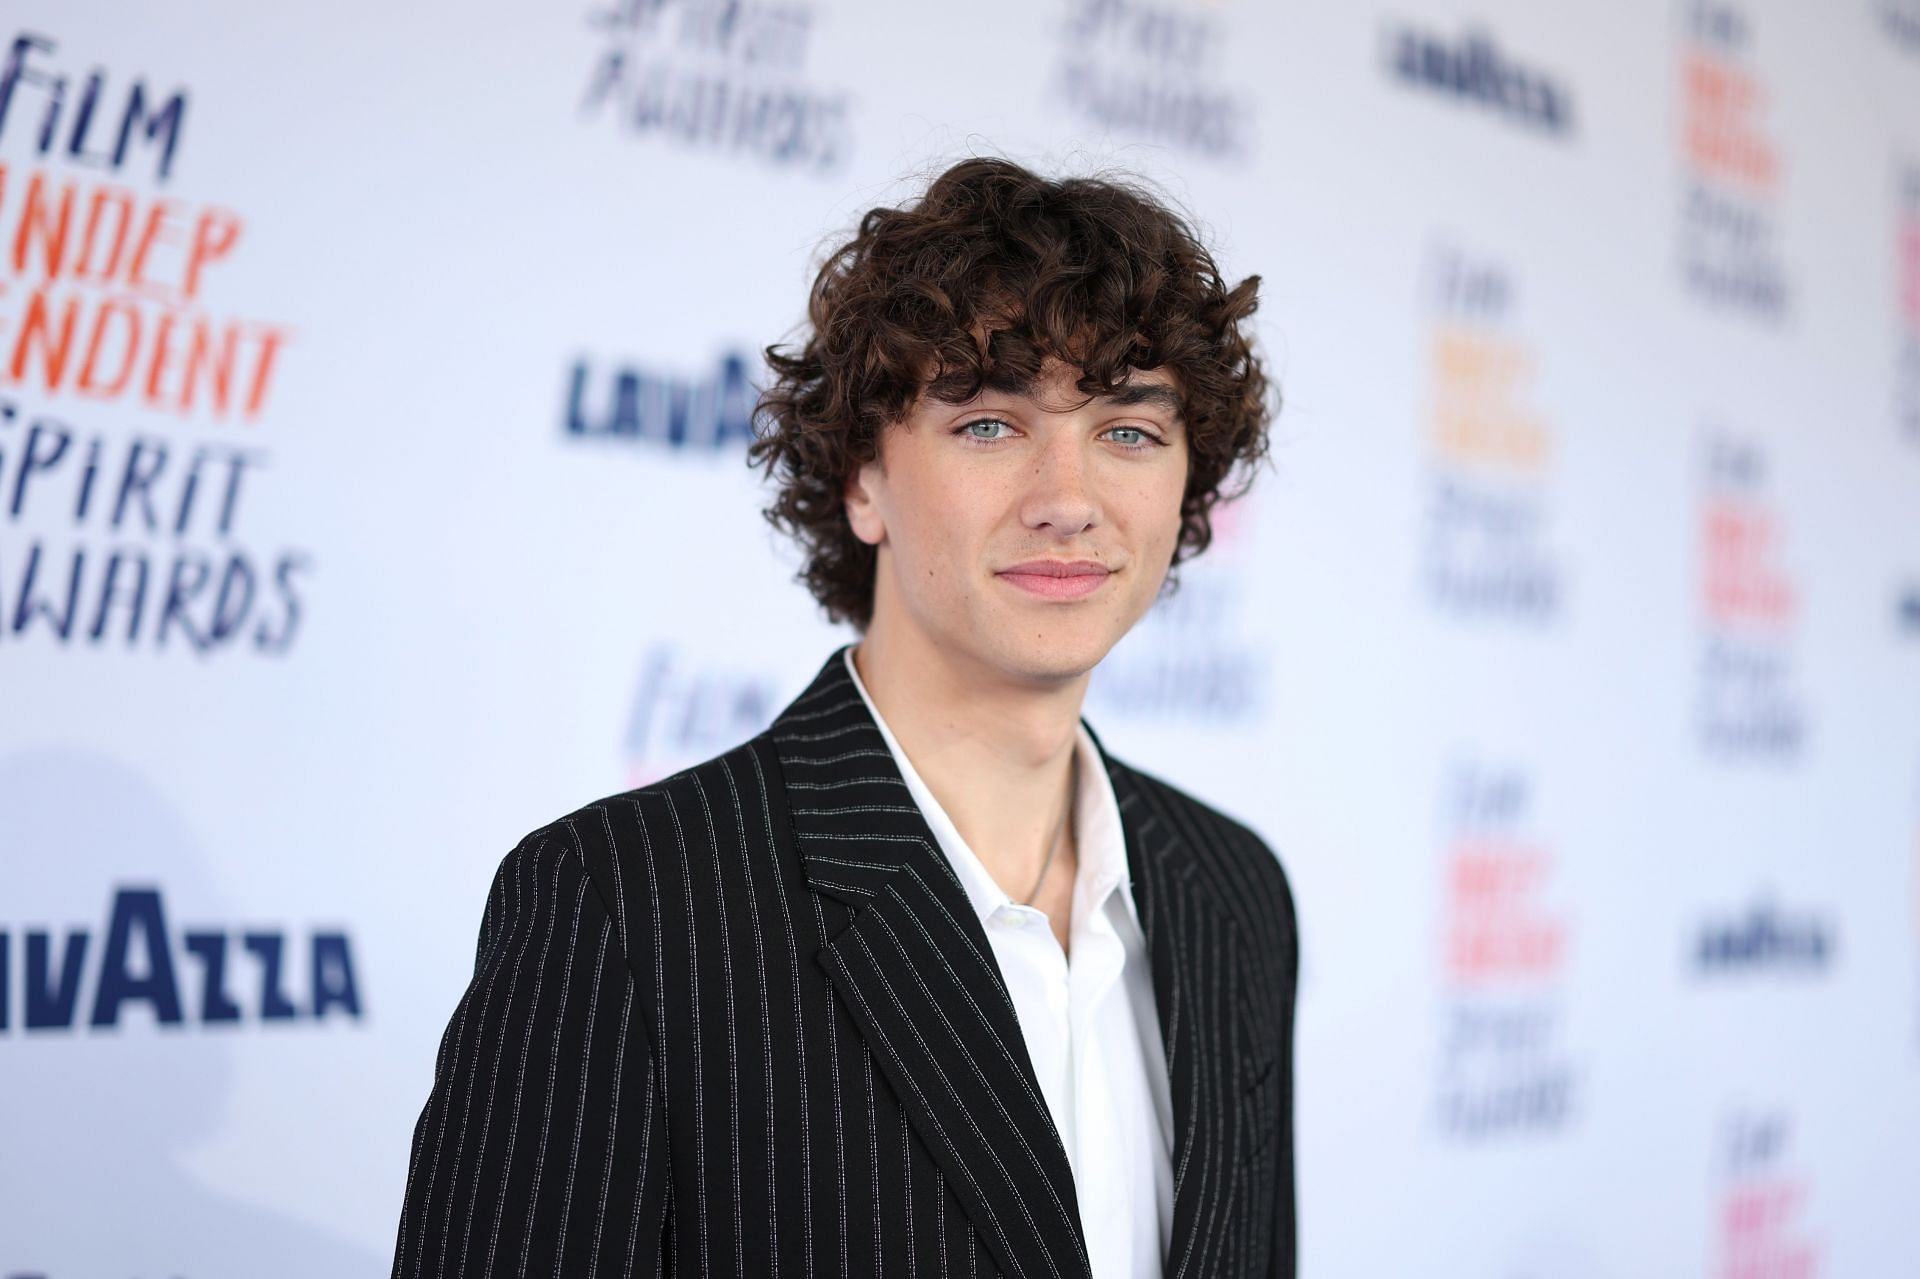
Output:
left=392, top=157, right=1298, bottom=1279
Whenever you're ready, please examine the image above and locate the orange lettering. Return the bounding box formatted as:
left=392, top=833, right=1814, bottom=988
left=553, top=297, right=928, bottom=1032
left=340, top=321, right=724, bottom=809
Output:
left=127, top=198, right=184, bottom=299
left=77, top=297, right=142, bottom=397
left=7, top=286, right=80, bottom=389
left=11, top=171, right=75, bottom=279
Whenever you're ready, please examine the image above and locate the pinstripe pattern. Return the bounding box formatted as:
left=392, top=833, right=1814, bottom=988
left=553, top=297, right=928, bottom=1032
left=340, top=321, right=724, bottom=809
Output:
left=392, top=645, right=1298, bottom=1277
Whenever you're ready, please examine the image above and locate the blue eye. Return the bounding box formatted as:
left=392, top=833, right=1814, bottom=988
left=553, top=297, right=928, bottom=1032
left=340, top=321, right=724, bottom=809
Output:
left=959, top=418, right=1014, bottom=441
left=1104, top=425, right=1165, bottom=450
left=954, top=418, right=1164, bottom=449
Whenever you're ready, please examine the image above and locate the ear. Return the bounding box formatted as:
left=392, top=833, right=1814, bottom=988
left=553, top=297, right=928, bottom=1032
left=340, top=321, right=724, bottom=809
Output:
left=843, top=454, right=887, bottom=547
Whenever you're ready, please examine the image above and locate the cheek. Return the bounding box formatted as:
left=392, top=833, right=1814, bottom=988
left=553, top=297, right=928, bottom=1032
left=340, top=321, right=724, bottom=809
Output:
left=1139, top=470, right=1189, bottom=558
left=886, top=461, right=984, bottom=580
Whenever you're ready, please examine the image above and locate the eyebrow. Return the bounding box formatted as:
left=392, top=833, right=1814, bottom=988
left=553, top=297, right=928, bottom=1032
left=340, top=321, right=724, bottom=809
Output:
left=970, top=369, right=1187, bottom=421
left=1100, top=383, right=1186, bottom=419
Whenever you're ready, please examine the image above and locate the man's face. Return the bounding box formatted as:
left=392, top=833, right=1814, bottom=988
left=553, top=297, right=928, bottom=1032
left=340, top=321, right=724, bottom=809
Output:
left=844, top=358, right=1190, bottom=684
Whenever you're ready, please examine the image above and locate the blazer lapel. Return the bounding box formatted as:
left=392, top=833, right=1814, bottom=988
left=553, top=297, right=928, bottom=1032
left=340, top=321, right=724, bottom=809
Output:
left=769, top=647, right=1093, bottom=1279
left=1097, top=731, right=1265, bottom=1279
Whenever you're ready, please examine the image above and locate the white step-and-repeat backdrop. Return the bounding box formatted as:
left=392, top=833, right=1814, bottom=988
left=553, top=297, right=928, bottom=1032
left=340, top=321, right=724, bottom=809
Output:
left=4, top=0, right=1919, bottom=1274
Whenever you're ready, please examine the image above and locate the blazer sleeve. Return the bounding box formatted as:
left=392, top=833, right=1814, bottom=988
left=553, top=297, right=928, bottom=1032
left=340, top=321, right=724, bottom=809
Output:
left=1269, top=860, right=1300, bottom=1279
left=392, top=828, right=671, bottom=1278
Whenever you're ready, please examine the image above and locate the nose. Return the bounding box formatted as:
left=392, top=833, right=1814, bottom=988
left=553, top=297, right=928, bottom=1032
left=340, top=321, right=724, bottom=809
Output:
left=1019, top=428, right=1101, bottom=536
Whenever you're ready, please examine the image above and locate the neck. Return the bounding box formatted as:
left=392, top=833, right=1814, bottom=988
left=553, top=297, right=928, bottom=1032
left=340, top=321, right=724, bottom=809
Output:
left=852, top=612, right=1088, bottom=901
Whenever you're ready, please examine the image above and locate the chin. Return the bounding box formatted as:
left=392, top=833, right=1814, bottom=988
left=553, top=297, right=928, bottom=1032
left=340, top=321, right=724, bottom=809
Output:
left=976, top=616, right=1121, bottom=684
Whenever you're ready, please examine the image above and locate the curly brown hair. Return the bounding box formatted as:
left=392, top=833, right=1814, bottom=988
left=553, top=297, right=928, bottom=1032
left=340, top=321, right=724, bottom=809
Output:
left=747, top=155, right=1276, bottom=631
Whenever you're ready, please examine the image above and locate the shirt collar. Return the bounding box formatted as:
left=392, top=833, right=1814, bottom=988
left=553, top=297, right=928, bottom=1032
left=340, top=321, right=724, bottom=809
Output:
left=840, top=645, right=1143, bottom=937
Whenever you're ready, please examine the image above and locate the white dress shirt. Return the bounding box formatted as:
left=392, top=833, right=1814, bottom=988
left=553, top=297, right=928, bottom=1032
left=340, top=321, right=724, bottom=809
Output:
left=843, top=647, right=1174, bottom=1278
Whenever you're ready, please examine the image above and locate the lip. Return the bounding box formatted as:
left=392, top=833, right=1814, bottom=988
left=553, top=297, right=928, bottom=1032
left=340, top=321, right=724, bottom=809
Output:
left=994, top=559, right=1113, bottom=601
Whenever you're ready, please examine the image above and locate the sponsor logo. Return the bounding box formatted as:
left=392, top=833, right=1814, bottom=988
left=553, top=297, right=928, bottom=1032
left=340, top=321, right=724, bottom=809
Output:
left=1714, top=1108, right=1821, bottom=1278
left=0, top=403, right=307, bottom=651
left=1676, top=1, right=1790, bottom=318
left=564, top=349, right=758, bottom=450
left=1432, top=762, right=1579, bottom=1141
left=1383, top=24, right=1574, bottom=134
left=0, top=31, right=185, bottom=180
left=0, top=33, right=293, bottom=417
left=0, top=886, right=362, bottom=1032
left=0, top=31, right=310, bottom=657
left=1420, top=241, right=1565, bottom=624
left=1696, top=430, right=1804, bottom=759
left=1693, top=898, right=1834, bottom=974
left=1053, top=0, right=1253, bottom=161
left=579, top=0, right=853, bottom=172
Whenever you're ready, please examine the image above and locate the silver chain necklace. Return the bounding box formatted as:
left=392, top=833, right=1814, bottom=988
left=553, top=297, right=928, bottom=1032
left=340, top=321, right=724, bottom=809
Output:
left=1023, top=751, right=1078, bottom=906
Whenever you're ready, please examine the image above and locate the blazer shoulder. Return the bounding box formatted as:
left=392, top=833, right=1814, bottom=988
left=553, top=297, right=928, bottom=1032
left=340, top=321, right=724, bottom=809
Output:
left=1106, top=750, right=1298, bottom=935
left=501, top=734, right=787, bottom=937
left=526, top=725, right=779, bottom=856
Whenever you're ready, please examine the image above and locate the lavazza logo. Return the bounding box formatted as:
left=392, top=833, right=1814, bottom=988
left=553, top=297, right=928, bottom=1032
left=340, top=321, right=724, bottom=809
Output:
left=563, top=348, right=760, bottom=451
left=1692, top=896, right=1834, bottom=976
left=1382, top=23, right=1574, bottom=135
left=1, top=886, right=363, bottom=1033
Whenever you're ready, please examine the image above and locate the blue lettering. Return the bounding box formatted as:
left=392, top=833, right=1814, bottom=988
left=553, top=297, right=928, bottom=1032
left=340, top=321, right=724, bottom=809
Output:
left=714, top=352, right=757, bottom=448
left=244, top=931, right=298, bottom=1020
left=3, top=889, right=365, bottom=1033
left=1695, top=902, right=1833, bottom=973
left=91, top=888, right=183, bottom=1026
left=0, top=33, right=189, bottom=182
left=26, top=929, right=88, bottom=1028
left=155, top=552, right=211, bottom=652
left=111, top=438, right=165, bottom=532
left=0, top=35, right=58, bottom=144
left=611, top=369, right=642, bottom=436
left=110, top=82, right=188, bottom=182
left=564, top=360, right=594, bottom=435
left=87, top=550, right=151, bottom=644
left=208, top=555, right=256, bottom=644
left=183, top=930, right=241, bottom=1024
left=565, top=353, right=759, bottom=449
left=1387, top=26, right=1573, bottom=134
left=312, top=933, right=362, bottom=1020
left=10, top=543, right=85, bottom=640
left=10, top=420, right=70, bottom=519
left=252, top=550, right=309, bottom=653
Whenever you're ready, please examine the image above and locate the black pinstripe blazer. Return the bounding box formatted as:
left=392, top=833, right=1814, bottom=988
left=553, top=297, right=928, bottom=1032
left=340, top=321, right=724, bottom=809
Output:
left=392, top=644, right=1298, bottom=1279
